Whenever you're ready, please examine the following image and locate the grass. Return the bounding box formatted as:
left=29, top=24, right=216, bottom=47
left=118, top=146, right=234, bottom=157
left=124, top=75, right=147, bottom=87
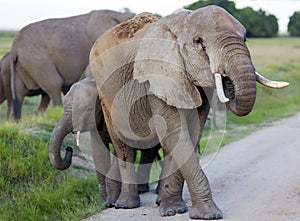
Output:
left=1, top=34, right=300, bottom=220
left=227, top=38, right=300, bottom=125
left=0, top=109, right=105, bottom=221
left=0, top=30, right=15, bottom=58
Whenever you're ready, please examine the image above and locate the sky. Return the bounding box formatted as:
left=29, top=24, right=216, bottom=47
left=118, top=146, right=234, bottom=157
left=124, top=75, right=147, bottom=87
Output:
left=0, top=0, right=299, bottom=33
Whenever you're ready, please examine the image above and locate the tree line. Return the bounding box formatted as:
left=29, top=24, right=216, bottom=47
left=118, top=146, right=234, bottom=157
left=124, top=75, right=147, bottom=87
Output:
left=184, top=0, right=300, bottom=37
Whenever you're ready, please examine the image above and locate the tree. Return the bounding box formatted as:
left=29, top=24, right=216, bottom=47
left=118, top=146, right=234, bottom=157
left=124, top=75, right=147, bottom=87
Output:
left=184, top=0, right=278, bottom=37
left=288, top=11, right=300, bottom=36
left=236, top=8, right=278, bottom=37
left=185, top=0, right=237, bottom=15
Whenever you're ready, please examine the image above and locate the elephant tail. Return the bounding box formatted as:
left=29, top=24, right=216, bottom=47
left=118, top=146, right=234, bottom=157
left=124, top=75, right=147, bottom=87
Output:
left=9, top=50, right=21, bottom=121
left=10, top=51, right=17, bottom=100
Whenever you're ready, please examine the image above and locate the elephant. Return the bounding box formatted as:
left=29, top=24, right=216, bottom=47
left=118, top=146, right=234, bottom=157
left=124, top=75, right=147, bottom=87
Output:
left=86, top=6, right=289, bottom=219
left=9, top=10, right=135, bottom=121
left=48, top=77, right=161, bottom=204
left=1, top=52, right=53, bottom=120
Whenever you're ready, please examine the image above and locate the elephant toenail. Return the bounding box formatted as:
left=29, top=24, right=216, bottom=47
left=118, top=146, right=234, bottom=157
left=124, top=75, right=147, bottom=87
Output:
left=166, top=209, right=175, bottom=216
left=177, top=206, right=188, bottom=214
left=215, top=212, right=223, bottom=219
left=203, top=213, right=214, bottom=219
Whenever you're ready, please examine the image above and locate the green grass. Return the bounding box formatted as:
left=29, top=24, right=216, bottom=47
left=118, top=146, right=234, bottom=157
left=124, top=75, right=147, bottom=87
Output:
left=228, top=60, right=300, bottom=125
left=0, top=112, right=105, bottom=221
left=1, top=34, right=300, bottom=220
left=0, top=30, right=15, bottom=58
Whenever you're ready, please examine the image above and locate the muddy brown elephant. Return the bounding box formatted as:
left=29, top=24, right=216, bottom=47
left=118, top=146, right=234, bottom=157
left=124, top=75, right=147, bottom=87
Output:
left=87, top=7, right=288, bottom=219
left=48, top=77, right=161, bottom=204
left=10, top=10, right=134, bottom=121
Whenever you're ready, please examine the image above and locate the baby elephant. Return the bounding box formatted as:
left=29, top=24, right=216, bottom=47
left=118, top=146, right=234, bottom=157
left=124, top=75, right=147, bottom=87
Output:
left=48, top=77, right=160, bottom=205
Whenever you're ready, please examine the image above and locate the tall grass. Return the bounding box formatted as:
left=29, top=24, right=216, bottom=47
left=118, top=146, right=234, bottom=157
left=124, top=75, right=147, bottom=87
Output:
left=0, top=111, right=104, bottom=221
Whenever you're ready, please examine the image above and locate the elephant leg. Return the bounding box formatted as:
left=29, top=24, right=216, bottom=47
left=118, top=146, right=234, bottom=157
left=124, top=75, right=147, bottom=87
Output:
left=95, top=171, right=107, bottom=203
left=7, top=99, right=13, bottom=121
left=157, top=150, right=188, bottom=216
left=137, top=144, right=161, bottom=193
left=102, top=106, right=140, bottom=209
left=150, top=96, right=222, bottom=219
left=38, top=93, right=50, bottom=112
left=105, top=152, right=121, bottom=207
left=11, top=74, right=28, bottom=121
left=179, top=153, right=222, bottom=219
left=165, top=131, right=222, bottom=219
left=90, top=130, right=111, bottom=203
left=106, top=145, right=139, bottom=209
left=114, top=144, right=139, bottom=209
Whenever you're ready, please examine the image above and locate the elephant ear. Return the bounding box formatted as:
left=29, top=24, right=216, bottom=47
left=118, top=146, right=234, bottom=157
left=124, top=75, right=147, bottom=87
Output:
left=133, top=16, right=202, bottom=109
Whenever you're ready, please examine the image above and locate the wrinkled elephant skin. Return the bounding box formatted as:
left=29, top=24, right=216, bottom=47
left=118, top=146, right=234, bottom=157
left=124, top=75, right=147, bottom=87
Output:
left=48, top=77, right=161, bottom=204
left=89, top=6, right=288, bottom=219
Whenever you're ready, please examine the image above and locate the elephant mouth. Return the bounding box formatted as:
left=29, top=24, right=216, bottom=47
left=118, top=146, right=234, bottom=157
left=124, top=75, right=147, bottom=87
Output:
left=221, top=76, right=235, bottom=101
left=214, top=71, right=289, bottom=106
left=214, top=73, right=234, bottom=104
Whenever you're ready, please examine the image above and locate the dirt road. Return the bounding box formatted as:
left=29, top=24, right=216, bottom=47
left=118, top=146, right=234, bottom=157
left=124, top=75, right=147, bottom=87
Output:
left=83, top=113, right=300, bottom=221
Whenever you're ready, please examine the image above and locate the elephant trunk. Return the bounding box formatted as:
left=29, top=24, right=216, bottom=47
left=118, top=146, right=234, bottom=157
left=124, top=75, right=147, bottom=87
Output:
left=213, top=35, right=289, bottom=116
left=227, top=63, right=257, bottom=116
left=49, top=114, right=73, bottom=170
left=215, top=36, right=257, bottom=116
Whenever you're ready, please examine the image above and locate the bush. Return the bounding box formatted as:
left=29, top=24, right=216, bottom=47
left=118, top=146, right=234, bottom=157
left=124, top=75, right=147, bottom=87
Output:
left=184, top=0, right=279, bottom=37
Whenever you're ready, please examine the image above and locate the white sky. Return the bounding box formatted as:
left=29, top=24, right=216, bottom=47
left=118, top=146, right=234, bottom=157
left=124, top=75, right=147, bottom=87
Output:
left=0, top=0, right=299, bottom=33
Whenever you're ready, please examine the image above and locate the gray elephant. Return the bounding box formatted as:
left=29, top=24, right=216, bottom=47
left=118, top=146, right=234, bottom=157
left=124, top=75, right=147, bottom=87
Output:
left=87, top=7, right=288, bottom=219
left=10, top=10, right=134, bottom=121
left=1, top=52, right=53, bottom=120
left=48, top=77, right=161, bottom=204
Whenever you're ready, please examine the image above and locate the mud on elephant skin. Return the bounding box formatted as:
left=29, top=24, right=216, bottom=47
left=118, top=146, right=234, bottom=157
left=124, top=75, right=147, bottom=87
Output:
left=1, top=52, right=52, bottom=120
left=48, top=77, right=161, bottom=204
left=10, top=10, right=135, bottom=121
left=89, top=7, right=288, bottom=219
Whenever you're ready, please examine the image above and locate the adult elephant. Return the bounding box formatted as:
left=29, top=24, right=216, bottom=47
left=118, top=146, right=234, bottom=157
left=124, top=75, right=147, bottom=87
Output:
left=48, top=77, right=161, bottom=204
left=88, top=7, right=289, bottom=219
left=0, top=52, right=50, bottom=120
left=10, top=10, right=134, bottom=121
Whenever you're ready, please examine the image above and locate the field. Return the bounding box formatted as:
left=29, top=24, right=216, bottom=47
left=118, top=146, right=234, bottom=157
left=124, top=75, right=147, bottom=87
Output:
left=0, top=32, right=300, bottom=221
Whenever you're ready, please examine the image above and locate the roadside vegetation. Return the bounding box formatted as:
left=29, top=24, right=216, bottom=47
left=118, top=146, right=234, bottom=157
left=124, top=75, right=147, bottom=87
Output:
left=0, top=31, right=300, bottom=221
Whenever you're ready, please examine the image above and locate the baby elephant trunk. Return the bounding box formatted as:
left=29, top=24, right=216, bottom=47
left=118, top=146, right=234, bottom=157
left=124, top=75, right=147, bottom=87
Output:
left=49, top=114, right=73, bottom=170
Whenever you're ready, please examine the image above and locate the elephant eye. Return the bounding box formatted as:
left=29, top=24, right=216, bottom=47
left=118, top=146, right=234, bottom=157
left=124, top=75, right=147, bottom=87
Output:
left=193, top=37, right=206, bottom=51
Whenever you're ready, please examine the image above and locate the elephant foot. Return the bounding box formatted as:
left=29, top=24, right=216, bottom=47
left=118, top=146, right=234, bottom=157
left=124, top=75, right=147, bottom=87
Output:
left=159, top=198, right=188, bottom=217
left=105, top=190, right=120, bottom=208
left=138, top=183, right=149, bottom=193
left=114, top=191, right=140, bottom=209
left=189, top=200, right=223, bottom=220
left=105, top=179, right=121, bottom=207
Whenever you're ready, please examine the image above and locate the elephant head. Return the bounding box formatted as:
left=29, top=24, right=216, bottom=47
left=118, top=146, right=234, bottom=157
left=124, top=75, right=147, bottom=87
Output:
left=48, top=77, right=102, bottom=170
left=0, top=60, right=4, bottom=104
left=0, top=52, right=11, bottom=105
left=0, top=52, right=14, bottom=119
left=133, top=6, right=288, bottom=116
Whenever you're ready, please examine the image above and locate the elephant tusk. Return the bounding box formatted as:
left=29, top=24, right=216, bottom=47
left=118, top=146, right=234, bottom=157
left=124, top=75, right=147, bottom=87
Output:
left=214, top=73, right=230, bottom=103
left=76, top=131, right=81, bottom=146
left=255, top=71, right=289, bottom=88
